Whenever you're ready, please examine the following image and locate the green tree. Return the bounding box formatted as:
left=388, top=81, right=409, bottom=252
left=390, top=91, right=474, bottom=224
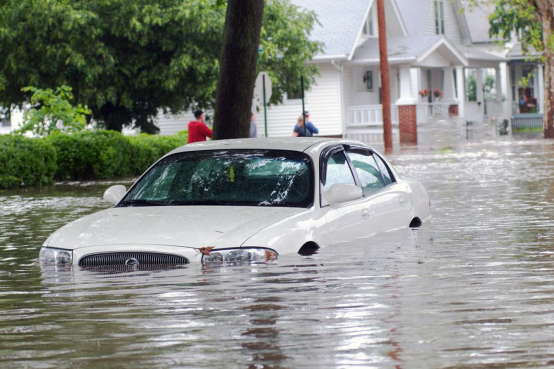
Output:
left=482, top=0, right=554, bottom=138
left=18, top=85, right=91, bottom=136
left=0, top=0, right=321, bottom=134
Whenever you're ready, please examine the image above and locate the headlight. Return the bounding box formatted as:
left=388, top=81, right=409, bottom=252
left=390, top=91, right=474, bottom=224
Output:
left=202, top=248, right=278, bottom=264
left=39, top=247, right=73, bottom=265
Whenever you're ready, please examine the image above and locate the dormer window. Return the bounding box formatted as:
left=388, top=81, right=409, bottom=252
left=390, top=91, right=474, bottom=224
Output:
left=362, top=7, right=374, bottom=36
left=434, top=0, right=445, bottom=35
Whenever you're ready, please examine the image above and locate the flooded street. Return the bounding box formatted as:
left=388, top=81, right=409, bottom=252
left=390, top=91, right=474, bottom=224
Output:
left=1, top=124, right=554, bottom=368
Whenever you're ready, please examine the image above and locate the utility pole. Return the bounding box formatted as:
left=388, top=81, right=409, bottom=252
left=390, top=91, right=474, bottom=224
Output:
left=377, top=0, right=393, bottom=152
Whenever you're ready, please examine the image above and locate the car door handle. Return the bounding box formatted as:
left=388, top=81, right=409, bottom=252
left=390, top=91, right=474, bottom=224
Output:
left=361, top=209, right=370, bottom=220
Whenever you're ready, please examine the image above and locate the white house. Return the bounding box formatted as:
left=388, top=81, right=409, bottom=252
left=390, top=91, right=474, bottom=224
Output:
left=157, top=0, right=524, bottom=143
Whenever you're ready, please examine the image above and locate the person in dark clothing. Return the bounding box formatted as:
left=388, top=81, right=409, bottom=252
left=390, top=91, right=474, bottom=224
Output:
left=250, top=113, right=257, bottom=138
left=292, top=114, right=318, bottom=137
left=304, top=111, right=319, bottom=136
left=188, top=110, right=212, bottom=144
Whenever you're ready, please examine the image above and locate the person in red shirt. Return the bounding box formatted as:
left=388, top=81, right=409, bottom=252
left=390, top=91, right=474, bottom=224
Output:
left=187, top=110, right=212, bottom=144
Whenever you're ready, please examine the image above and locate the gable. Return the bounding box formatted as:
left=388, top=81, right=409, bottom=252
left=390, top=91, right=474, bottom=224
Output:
left=423, top=0, right=462, bottom=43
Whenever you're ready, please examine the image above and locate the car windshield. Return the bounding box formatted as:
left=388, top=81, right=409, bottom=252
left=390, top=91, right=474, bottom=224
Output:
left=120, top=150, right=314, bottom=208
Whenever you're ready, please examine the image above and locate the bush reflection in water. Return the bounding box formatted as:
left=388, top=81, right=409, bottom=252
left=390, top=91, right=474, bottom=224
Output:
left=1, top=134, right=554, bottom=368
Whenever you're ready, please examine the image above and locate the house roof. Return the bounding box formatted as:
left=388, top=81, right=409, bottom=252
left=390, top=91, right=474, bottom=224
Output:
left=393, top=0, right=431, bottom=37
left=351, top=35, right=470, bottom=66
left=460, top=0, right=499, bottom=43
left=291, top=0, right=372, bottom=60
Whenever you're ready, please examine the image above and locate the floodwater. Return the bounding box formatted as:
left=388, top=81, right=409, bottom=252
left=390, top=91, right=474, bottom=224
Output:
left=1, top=122, right=553, bottom=368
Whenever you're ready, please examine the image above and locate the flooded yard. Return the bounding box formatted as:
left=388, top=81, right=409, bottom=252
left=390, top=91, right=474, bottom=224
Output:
left=1, top=123, right=553, bottom=368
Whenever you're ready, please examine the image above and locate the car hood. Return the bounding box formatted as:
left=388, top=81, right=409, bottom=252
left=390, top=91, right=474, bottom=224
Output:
left=46, top=206, right=303, bottom=250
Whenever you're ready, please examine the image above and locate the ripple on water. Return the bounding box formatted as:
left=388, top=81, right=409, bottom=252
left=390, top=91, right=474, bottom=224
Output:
left=0, top=139, right=554, bottom=368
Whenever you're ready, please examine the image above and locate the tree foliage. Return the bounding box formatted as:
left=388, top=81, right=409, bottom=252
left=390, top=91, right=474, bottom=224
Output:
left=19, top=85, right=91, bottom=136
left=0, top=0, right=322, bottom=133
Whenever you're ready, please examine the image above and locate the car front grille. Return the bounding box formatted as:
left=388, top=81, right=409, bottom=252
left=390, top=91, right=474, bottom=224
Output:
left=79, top=252, right=189, bottom=267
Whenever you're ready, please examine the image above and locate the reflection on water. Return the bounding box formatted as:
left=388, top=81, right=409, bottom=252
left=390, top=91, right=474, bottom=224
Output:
left=1, top=128, right=554, bottom=368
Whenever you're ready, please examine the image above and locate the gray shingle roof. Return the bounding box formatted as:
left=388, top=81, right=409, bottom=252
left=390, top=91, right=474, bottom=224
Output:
left=291, top=0, right=372, bottom=58
left=461, top=1, right=499, bottom=43
left=394, top=0, right=431, bottom=37
left=353, top=35, right=442, bottom=61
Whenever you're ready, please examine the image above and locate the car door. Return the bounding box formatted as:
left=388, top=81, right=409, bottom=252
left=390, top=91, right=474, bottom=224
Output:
left=344, top=146, right=412, bottom=235
left=372, top=152, right=413, bottom=229
left=319, top=146, right=368, bottom=245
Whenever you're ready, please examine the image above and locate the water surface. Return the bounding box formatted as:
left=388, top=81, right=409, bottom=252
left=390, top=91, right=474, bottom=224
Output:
left=1, top=125, right=553, bottom=368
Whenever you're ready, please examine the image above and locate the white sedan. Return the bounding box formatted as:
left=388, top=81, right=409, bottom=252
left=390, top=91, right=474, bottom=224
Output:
left=39, top=138, right=431, bottom=267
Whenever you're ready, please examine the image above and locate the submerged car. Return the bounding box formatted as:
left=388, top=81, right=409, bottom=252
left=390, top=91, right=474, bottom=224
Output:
left=40, top=138, right=431, bottom=267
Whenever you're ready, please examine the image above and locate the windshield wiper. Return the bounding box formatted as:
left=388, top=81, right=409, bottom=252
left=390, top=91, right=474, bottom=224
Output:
left=118, top=199, right=169, bottom=207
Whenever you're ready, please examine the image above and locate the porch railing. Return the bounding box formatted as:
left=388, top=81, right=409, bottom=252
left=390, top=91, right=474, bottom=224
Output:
left=347, top=103, right=454, bottom=127
left=416, top=102, right=451, bottom=122
left=347, top=105, right=399, bottom=126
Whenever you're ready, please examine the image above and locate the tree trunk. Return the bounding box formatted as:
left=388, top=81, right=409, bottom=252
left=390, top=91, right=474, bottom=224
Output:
left=212, top=0, right=264, bottom=140
left=538, top=0, right=554, bottom=138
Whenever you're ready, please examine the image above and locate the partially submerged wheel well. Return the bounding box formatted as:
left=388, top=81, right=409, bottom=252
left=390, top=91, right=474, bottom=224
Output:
left=409, top=217, right=422, bottom=228
left=298, top=242, right=320, bottom=256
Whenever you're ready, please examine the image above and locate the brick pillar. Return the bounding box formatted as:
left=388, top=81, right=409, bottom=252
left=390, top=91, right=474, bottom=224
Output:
left=449, top=104, right=459, bottom=117
left=398, top=105, right=417, bottom=145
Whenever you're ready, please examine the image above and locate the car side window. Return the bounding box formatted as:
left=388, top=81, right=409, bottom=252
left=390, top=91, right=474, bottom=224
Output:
left=323, top=151, right=355, bottom=191
left=374, top=155, right=395, bottom=185
left=345, top=148, right=385, bottom=196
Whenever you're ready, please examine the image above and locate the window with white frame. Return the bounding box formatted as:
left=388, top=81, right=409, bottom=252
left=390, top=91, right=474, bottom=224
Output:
left=362, top=7, right=374, bottom=36
left=434, top=0, right=445, bottom=35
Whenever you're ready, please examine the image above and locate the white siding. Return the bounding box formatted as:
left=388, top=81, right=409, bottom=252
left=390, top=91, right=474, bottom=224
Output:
left=263, top=63, right=343, bottom=137
left=424, top=0, right=462, bottom=44
left=418, top=50, right=451, bottom=67
left=156, top=111, right=196, bottom=136
left=390, top=68, right=399, bottom=103
left=342, top=65, right=355, bottom=126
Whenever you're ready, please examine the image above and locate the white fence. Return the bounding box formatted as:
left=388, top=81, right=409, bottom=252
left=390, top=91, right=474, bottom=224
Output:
left=347, top=105, right=399, bottom=126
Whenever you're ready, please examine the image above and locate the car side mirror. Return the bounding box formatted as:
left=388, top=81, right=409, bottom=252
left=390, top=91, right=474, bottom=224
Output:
left=103, top=185, right=127, bottom=204
left=325, top=183, right=362, bottom=205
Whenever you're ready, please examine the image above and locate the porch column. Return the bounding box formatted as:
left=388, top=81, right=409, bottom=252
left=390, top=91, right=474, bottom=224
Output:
left=395, top=64, right=417, bottom=145
left=442, top=66, right=458, bottom=117
left=501, top=62, right=512, bottom=117
left=495, top=67, right=502, bottom=103
left=476, top=68, right=484, bottom=120
left=538, top=64, right=545, bottom=113
left=396, top=64, right=416, bottom=105
left=456, top=66, right=465, bottom=119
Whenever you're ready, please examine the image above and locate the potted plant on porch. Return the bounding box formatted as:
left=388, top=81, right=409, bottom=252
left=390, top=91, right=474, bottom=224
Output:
left=433, top=88, right=443, bottom=102
left=418, top=89, right=430, bottom=103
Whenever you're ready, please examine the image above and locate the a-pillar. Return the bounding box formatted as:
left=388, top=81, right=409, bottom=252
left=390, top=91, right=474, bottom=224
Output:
left=396, top=64, right=417, bottom=145
left=476, top=68, right=484, bottom=121
left=442, top=66, right=459, bottom=117
left=455, top=66, right=465, bottom=119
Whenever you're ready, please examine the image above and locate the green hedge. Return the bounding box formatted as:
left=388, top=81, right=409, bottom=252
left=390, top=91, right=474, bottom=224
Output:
left=0, top=130, right=187, bottom=188
left=0, top=135, right=57, bottom=188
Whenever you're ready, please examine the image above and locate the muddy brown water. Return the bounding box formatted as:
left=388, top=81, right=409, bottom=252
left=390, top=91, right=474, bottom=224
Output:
left=1, top=123, right=553, bottom=368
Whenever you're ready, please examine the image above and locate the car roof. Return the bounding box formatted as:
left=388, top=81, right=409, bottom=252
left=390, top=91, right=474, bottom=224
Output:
left=166, top=137, right=374, bottom=156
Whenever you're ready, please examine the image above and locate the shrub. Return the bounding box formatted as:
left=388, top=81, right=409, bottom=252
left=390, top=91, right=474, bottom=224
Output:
left=0, top=135, right=57, bottom=188
left=0, top=129, right=187, bottom=188
left=46, top=130, right=134, bottom=180
left=127, top=133, right=186, bottom=174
